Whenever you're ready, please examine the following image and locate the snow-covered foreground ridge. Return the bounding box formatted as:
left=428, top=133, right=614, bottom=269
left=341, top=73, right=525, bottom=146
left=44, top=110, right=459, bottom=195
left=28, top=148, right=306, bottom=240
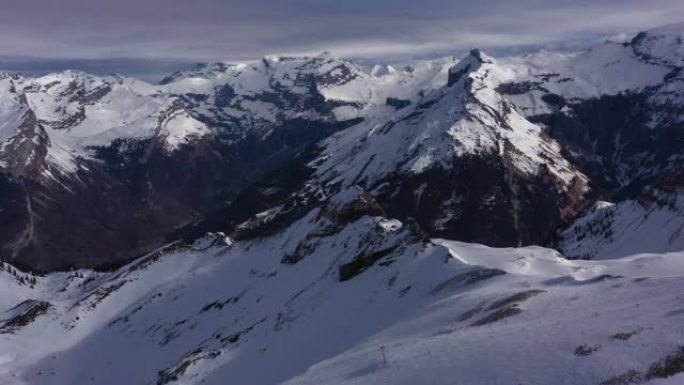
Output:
left=2, top=187, right=684, bottom=385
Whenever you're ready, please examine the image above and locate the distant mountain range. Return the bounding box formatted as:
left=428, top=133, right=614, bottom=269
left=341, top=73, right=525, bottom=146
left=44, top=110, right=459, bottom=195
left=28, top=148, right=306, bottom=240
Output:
left=1, top=25, right=682, bottom=270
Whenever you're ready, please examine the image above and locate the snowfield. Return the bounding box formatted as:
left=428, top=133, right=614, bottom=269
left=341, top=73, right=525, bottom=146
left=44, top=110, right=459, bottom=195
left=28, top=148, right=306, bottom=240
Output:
left=1, top=187, right=684, bottom=385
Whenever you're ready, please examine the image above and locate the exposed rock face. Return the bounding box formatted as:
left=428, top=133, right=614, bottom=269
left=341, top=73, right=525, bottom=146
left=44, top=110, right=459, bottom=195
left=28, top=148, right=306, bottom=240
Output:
left=0, top=140, right=244, bottom=270
left=385, top=97, right=411, bottom=109
left=317, top=187, right=386, bottom=226
left=364, top=155, right=586, bottom=247
left=531, top=92, right=683, bottom=193
left=447, top=49, right=489, bottom=86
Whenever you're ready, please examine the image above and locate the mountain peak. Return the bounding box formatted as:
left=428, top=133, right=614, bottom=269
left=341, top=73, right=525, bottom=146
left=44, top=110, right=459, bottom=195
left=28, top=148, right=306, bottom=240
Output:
left=315, top=50, right=335, bottom=60
left=467, top=48, right=494, bottom=64
left=622, top=23, right=684, bottom=66
left=447, top=49, right=493, bottom=86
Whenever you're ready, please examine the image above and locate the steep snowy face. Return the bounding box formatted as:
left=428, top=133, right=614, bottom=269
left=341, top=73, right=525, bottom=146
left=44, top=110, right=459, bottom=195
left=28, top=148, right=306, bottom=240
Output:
left=302, top=49, right=588, bottom=248
left=0, top=187, right=449, bottom=384
left=294, top=26, right=683, bottom=252
left=0, top=78, right=29, bottom=143
left=8, top=71, right=210, bottom=174
left=313, top=49, right=584, bottom=186
left=3, top=187, right=684, bottom=385
left=0, top=77, right=51, bottom=179
left=628, top=23, right=684, bottom=67
left=497, top=25, right=684, bottom=190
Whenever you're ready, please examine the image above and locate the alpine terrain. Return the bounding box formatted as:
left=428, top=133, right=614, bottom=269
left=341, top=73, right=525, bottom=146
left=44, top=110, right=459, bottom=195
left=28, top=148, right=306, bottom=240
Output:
left=0, top=22, right=683, bottom=385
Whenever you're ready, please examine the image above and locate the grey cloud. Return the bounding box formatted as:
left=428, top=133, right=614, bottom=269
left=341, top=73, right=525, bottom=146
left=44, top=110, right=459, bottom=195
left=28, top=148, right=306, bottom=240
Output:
left=0, top=0, right=682, bottom=78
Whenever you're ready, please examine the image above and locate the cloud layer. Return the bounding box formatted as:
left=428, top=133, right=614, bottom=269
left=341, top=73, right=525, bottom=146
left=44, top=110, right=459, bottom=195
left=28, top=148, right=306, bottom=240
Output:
left=0, top=0, right=683, bottom=78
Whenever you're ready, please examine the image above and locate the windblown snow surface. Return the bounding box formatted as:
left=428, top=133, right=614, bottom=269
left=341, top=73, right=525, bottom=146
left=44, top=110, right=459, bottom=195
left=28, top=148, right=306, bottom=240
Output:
left=1, top=188, right=684, bottom=385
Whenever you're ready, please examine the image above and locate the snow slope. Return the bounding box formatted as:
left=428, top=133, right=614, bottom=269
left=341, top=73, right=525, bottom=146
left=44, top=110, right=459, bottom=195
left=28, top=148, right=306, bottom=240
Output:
left=2, top=187, right=684, bottom=385
left=297, top=24, right=683, bottom=253
left=15, top=71, right=209, bottom=172
left=559, top=192, right=684, bottom=259
left=311, top=24, right=684, bottom=192
left=0, top=79, right=31, bottom=144
left=311, top=49, right=586, bottom=189
left=288, top=243, right=684, bottom=385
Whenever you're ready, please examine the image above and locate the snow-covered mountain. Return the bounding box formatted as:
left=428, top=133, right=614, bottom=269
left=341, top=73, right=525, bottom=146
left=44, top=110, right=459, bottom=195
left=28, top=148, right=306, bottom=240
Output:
left=304, top=49, right=590, bottom=247
left=2, top=187, right=684, bottom=385
left=1, top=21, right=683, bottom=383
left=1, top=55, right=453, bottom=178
left=0, top=54, right=455, bottom=270
left=0, top=24, right=682, bottom=270
left=241, top=24, right=684, bottom=252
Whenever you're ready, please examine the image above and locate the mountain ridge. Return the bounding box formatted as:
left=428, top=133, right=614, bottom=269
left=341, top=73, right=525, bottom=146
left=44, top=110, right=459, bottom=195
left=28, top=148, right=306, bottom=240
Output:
left=1, top=186, right=684, bottom=384
left=0, top=24, right=682, bottom=270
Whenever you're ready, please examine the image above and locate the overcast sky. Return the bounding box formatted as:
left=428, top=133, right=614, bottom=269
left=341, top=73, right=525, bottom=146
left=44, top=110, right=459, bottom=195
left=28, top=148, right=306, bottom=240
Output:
left=1, top=0, right=683, bottom=80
